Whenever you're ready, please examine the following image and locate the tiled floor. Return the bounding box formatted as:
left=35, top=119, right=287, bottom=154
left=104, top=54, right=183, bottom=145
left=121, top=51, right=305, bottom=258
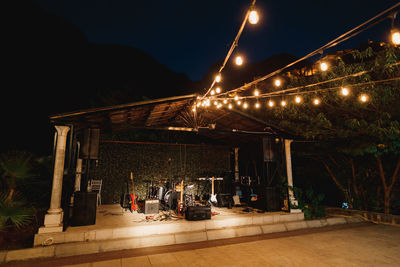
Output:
left=58, top=224, right=400, bottom=266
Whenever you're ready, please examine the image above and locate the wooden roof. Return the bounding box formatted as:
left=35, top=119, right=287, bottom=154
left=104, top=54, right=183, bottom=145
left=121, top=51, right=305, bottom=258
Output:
left=50, top=94, right=289, bottom=144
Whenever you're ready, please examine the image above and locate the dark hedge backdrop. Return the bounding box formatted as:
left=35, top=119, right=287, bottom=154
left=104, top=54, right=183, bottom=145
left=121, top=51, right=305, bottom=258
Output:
left=91, top=141, right=231, bottom=203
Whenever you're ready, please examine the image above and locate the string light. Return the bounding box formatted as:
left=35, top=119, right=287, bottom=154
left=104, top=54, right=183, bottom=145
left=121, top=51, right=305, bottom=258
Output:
left=320, top=62, right=328, bottom=71
left=341, top=87, right=350, bottom=96
left=359, top=93, right=369, bottom=102
left=295, top=96, right=302, bottom=103
left=281, top=100, right=287, bottom=107
left=228, top=103, right=233, bottom=109
left=313, top=98, right=321, bottom=105
left=235, top=56, right=244, bottom=66
left=234, top=95, right=239, bottom=101
left=255, top=102, right=260, bottom=108
left=268, top=100, right=275, bottom=107
left=243, top=102, right=248, bottom=109
left=216, top=87, right=221, bottom=94
left=237, top=100, right=242, bottom=105
left=254, top=89, right=259, bottom=96
left=223, top=99, right=228, bottom=104
left=211, top=90, right=215, bottom=95
left=274, top=79, right=281, bottom=87
left=214, top=101, right=218, bottom=106
left=215, top=74, right=222, bottom=83
left=392, top=29, right=400, bottom=45
left=248, top=9, right=259, bottom=25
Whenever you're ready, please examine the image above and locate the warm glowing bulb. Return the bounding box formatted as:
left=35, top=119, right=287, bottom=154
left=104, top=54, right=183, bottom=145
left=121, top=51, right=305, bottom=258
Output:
left=255, top=102, right=260, bottom=108
left=234, top=96, right=239, bottom=101
left=216, top=87, right=221, bottom=94
left=295, top=96, right=302, bottom=103
left=215, top=74, right=221, bottom=83
left=196, top=102, right=201, bottom=107
left=274, top=79, right=281, bottom=87
left=320, top=62, right=328, bottom=71
left=223, top=99, right=228, bottom=104
left=360, top=94, right=368, bottom=103
left=254, top=89, right=259, bottom=96
left=268, top=100, right=275, bottom=107
left=228, top=103, right=233, bottom=109
left=237, top=100, right=242, bottom=105
left=341, top=87, right=349, bottom=96
left=235, top=56, right=243, bottom=66
left=214, top=101, right=218, bottom=106
left=243, top=102, right=248, bottom=109
left=313, top=98, right=320, bottom=105
left=249, top=10, right=259, bottom=24
left=210, top=90, right=215, bottom=95
left=392, top=30, right=400, bottom=45
left=217, top=104, right=221, bottom=109
left=281, top=100, right=287, bottom=107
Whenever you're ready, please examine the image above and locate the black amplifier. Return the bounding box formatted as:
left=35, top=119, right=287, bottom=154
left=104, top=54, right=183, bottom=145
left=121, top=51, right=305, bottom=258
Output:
left=185, top=206, right=211, bottom=221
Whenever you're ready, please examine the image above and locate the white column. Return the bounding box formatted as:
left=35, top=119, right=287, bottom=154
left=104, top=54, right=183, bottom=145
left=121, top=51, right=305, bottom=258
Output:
left=74, top=158, right=82, bottom=192
left=234, top=147, right=239, bottom=182
left=284, top=139, right=301, bottom=213
left=39, top=125, right=70, bottom=233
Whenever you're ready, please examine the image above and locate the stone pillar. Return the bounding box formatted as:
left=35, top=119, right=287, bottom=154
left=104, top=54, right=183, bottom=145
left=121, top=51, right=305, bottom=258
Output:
left=284, top=139, right=301, bottom=213
left=234, top=147, right=239, bottom=182
left=39, top=125, right=70, bottom=233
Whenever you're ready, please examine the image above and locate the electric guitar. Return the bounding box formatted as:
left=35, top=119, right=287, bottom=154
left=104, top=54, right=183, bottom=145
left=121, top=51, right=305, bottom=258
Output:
left=209, top=176, right=217, bottom=206
left=129, top=172, right=138, bottom=211
left=176, top=180, right=184, bottom=215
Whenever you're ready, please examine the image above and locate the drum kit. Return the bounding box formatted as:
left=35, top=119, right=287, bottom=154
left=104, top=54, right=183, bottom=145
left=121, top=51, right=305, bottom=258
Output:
left=144, top=179, right=194, bottom=211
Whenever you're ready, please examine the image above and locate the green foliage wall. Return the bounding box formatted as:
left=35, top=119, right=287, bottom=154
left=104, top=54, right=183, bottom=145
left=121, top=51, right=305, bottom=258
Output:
left=91, top=142, right=231, bottom=204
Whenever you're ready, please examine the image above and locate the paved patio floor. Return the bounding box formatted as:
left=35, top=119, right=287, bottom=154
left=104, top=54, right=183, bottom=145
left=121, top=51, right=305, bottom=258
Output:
left=8, top=223, right=400, bottom=266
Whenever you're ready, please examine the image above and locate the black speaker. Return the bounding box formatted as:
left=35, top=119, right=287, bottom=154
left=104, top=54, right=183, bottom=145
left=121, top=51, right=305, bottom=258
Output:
left=185, top=206, right=211, bottom=221
left=217, top=193, right=233, bottom=207
left=81, top=129, right=100, bottom=159
left=256, top=187, right=281, bottom=211
left=71, top=192, right=97, bottom=226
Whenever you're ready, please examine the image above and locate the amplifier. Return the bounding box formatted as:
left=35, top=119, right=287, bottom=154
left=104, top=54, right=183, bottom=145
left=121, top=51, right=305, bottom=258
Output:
left=185, top=206, right=211, bottom=221
left=217, top=193, right=233, bottom=208
left=145, top=200, right=159, bottom=214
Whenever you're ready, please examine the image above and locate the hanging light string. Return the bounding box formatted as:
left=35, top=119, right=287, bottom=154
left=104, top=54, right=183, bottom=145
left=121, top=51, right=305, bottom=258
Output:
left=200, top=0, right=257, bottom=100
left=218, top=1, right=400, bottom=97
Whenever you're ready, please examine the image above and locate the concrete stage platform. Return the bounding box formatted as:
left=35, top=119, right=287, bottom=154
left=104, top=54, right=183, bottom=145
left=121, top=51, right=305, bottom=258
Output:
left=0, top=205, right=364, bottom=263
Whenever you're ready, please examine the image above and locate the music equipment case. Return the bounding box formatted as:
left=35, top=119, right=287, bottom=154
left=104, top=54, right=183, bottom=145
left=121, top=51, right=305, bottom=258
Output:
left=185, top=206, right=211, bottom=221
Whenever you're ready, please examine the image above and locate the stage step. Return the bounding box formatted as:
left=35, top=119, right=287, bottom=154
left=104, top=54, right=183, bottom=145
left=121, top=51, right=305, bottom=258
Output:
left=3, top=216, right=364, bottom=263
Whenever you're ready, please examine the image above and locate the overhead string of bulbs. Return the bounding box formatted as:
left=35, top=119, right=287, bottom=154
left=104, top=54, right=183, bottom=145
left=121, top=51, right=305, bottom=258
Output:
left=195, top=1, right=400, bottom=112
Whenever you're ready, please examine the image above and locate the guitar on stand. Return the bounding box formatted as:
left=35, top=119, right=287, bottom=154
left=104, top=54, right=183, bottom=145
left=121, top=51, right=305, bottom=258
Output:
left=209, top=176, right=218, bottom=206
left=176, top=180, right=184, bottom=216
left=129, top=171, right=138, bottom=212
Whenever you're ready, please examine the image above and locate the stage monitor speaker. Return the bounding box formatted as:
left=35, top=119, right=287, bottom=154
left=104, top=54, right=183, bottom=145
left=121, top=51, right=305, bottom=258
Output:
left=185, top=206, right=211, bottom=221
left=81, top=128, right=100, bottom=159
left=71, top=192, right=97, bottom=226
left=217, top=193, right=233, bottom=208
left=145, top=200, right=159, bottom=214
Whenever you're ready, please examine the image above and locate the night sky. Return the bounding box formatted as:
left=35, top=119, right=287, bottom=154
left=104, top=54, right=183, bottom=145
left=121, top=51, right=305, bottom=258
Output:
left=32, top=0, right=400, bottom=81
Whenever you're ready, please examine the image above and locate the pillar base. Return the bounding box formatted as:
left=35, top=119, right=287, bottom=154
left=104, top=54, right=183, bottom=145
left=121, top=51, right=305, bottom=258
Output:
left=39, top=211, right=64, bottom=233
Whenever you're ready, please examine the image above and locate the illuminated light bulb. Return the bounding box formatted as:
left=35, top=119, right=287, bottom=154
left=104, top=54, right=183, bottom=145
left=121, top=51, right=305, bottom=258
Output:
left=248, top=10, right=259, bottom=24
left=235, top=56, right=243, bottom=66
left=215, top=87, right=221, bottom=94
left=215, top=74, right=222, bottom=83
left=254, top=89, right=259, bottom=96
left=295, top=96, right=302, bottom=103
left=228, top=103, right=233, bottom=109
left=192, top=107, right=196, bottom=112
left=341, top=87, right=350, bottom=96
left=210, top=90, right=215, bottom=95
left=237, top=100, right=242, bottom=105
left=255, top=102, right=260, bottom=108
left=217, top=104, right=221, bottom=109
left=243, top=102, right=248, bottom=109
left=392, top=30, right=400, bottom=45
left=274, top=79, right=281, bottom=87
left=313, top=98, right=320, bottom=105
left=281, top=100, right=287, bottom=107
left=234, top=95, right=239, bottom=101
left=268, top=100, right=275, bottom=107
left=214, top=101, right=218, bottom=106
left=360, top=94, right=369, bottom=103
left=223, top=99, right=228, bottom=104
left=320, top=62, right=328, bottom=71
left=197, top=102, right=201, bottom=107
